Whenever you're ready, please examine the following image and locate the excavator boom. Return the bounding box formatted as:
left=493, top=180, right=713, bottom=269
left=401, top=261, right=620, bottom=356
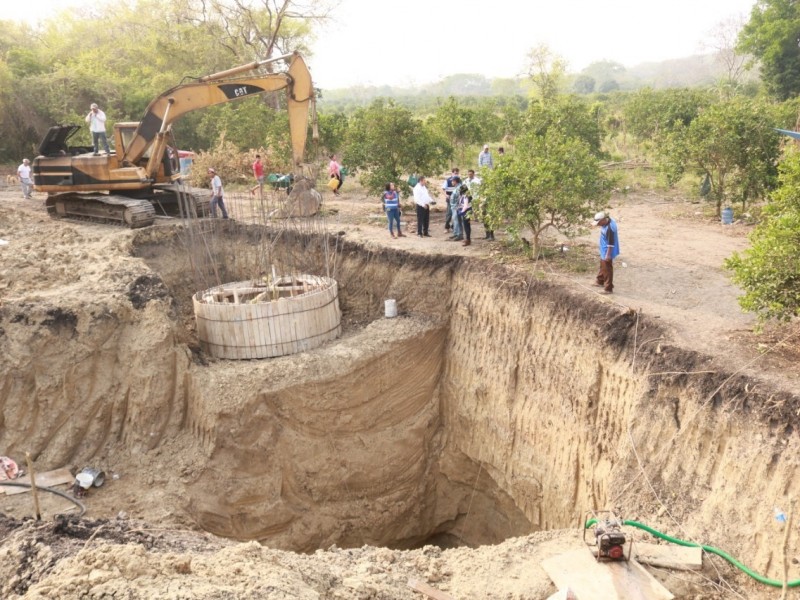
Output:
left=123, top=52, right=313, bottom=169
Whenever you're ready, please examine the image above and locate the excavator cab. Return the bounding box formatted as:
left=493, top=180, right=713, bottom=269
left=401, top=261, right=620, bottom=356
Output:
left=36, top=125, right=94, bottom=157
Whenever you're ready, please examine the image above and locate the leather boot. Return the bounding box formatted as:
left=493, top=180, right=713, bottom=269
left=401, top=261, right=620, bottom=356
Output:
left=462, top=239, right=471, bottom=246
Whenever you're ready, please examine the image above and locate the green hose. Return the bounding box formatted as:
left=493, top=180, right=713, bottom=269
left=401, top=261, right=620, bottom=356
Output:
left=584, top=518, right=800, bottom=588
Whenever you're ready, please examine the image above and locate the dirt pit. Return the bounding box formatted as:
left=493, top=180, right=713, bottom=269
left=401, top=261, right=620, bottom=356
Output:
left=1, top=188, right=800, bottom=599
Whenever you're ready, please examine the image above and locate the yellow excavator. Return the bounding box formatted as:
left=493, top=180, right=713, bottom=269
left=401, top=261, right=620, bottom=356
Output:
left=32, top=52, right=314, bottom=228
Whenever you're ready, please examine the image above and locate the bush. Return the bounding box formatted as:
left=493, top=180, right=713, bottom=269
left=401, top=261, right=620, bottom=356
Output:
left=726, top=148, right=800, bottom=321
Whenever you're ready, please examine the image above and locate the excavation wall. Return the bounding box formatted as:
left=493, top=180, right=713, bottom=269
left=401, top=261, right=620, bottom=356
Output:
left=1, top=225, right=799, bottom=577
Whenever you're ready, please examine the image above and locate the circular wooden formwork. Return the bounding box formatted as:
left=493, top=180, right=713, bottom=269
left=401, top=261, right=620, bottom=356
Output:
left=193, top=275, right=341, bottom=359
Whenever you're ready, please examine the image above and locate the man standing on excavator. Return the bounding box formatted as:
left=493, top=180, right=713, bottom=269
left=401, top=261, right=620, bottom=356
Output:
left=85, top=103, right=111, bottom=156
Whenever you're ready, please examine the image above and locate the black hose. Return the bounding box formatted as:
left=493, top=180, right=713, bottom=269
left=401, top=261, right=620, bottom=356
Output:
left=0, top=481, right=86, bottom=517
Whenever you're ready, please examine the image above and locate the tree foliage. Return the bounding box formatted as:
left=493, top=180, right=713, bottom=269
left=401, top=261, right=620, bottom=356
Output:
left=622, top=88, right=712, bottom=143
left=726, top=148, right=800, bottom=321
left=572, top=75, right=595, bottom=95
left=480, top=103, right=610, bottom=255
left=342, top=99, right=451, bottom=197
left=525, top=44, right=567, bottom=102
left=429, top=97, right=485, bottom=165
left=657, top=98, right=780, bottom=215
left=738, top=0, right=800, bottom=100
left=0, top=0, right=329, bottom=162
left=524, top=96, right=606, bottom=157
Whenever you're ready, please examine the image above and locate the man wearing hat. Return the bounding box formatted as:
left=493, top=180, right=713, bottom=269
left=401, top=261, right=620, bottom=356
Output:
left=478, top=144, right=493, bottom=169
left=17, top=158, right=32, bottom=199
left=594, top=211, right=620, bottom=293
left=85, top=103, right=111, bottom=156
left=208, top=168, right=229, bottom=219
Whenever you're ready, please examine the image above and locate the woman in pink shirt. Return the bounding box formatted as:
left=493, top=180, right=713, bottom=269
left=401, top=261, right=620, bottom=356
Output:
left=328, top=154, right=342, bottom=195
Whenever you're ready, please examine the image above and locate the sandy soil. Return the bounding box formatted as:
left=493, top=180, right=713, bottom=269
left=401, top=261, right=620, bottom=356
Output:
left=319, top=183, right=798, bottom=390
left=0, top=179, right=797, bottom=599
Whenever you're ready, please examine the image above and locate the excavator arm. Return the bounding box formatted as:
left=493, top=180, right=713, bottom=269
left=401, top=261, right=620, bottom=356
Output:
left=122, top=52, right=314, bottom=171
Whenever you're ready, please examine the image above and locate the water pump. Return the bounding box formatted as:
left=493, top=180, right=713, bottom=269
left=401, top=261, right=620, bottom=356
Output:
left=583, top=509, right=632, bottom=562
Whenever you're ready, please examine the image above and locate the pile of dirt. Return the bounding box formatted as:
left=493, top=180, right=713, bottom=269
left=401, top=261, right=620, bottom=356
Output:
left=0, top=514, right=734, bottom=599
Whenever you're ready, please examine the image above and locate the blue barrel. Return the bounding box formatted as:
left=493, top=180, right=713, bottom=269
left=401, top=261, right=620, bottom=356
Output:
left=721, top=206, right=734, bottom=225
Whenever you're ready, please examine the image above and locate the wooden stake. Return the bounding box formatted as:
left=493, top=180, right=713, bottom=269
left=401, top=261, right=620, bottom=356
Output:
left=24, top=452, right=41, bottom=521
left=781, top=500, right=795, bottom=600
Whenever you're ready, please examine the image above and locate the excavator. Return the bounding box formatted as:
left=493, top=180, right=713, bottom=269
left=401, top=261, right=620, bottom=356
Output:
left=32, top=52, right=314, bottom=228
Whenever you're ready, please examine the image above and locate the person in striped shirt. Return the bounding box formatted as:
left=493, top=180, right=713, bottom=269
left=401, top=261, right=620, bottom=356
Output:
left=382, top=182, right=404, bottom=238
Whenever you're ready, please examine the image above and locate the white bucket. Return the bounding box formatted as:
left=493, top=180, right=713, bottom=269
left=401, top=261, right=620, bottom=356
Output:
left=384, top=299, right=397, bottom=318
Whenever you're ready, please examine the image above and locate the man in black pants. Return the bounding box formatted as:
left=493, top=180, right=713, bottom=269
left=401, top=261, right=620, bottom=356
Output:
left=413, top=176, right=435, bottom=237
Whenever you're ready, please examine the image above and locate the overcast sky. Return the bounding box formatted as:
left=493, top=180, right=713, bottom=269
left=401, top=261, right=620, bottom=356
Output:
left=3, top=0, right=758, bottom=89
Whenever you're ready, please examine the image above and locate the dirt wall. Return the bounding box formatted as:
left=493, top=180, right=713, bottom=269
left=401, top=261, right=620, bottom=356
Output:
left=2, top=222, right=800, bottom=583
left=436, top=260, right=800, bottom=576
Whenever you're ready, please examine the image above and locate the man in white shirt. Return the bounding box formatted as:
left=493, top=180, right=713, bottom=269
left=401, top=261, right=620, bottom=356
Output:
left=17, top=158, right=32, bottom=199
left=85, top=103, right=111, bottom=156
left=413, top=176, right=435, bottom=237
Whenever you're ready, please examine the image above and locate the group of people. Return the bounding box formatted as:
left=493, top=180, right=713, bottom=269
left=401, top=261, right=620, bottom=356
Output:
left=398, top=144, right=501, bottom=244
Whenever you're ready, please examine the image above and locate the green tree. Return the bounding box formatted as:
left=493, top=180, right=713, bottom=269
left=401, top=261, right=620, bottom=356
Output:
left=524, top=95, right=606, bottom=157
left=726, top=148, right=800, bottom=321
left=525, top=44, right=567, bottom=101
left=657, top=98, right=780, bottom=215
left=598, top=79, right=620, bottom=93
left=480, top=128, right=609, bottom=255
left=342, top=99, right=451, bottom=197
left=622, top=88, right=711, bottom=144
left=316, top=111, right=349, bottom=156
left=581, top=60, right=627, bottom=85
left=738, top=0, right=800, bottom=100
left=498, top=101, right=526, bottom=145
left=572, top=75, right=595, bottom=94
left=429, top=97, right=483, bottom=165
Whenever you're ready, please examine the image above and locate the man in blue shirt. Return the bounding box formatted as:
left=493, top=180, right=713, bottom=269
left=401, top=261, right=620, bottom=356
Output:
left=442, top=168, right=460, bottom=231
left=594, top=211, right=620, bottom=293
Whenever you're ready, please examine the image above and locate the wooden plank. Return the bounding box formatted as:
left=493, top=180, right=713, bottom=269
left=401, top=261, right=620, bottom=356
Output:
left=632, top=542, right=703, bottom=571
left=2, top=468, right=74, bottom=495
left=243, top=304, right=254, bottom=360
left=407, top=578, right=456, bottom=600
left=589, top=542, right=702, bottom=571
left=254, top=302, right=266, bottom=358
left=541, top=548, right=674, bottom=600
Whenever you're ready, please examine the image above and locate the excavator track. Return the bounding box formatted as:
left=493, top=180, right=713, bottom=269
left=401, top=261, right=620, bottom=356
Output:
left=153, top=185, right=212, bottom=218
left=46, top=194, right=156, bottom=228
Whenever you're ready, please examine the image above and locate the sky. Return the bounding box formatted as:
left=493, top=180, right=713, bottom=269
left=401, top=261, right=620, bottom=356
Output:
left=2, top=0, right=759, bottom=89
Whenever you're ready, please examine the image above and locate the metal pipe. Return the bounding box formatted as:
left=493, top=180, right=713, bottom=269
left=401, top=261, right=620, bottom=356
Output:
left=159, top=99, right=175, bottom=134
left=199, top=52, right=296, bottom=82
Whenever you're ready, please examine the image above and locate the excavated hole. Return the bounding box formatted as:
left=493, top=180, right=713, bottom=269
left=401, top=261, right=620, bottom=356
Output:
left=8, top=219, right=791, bottom=577
left=132, top=224, right=535, bottom=550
